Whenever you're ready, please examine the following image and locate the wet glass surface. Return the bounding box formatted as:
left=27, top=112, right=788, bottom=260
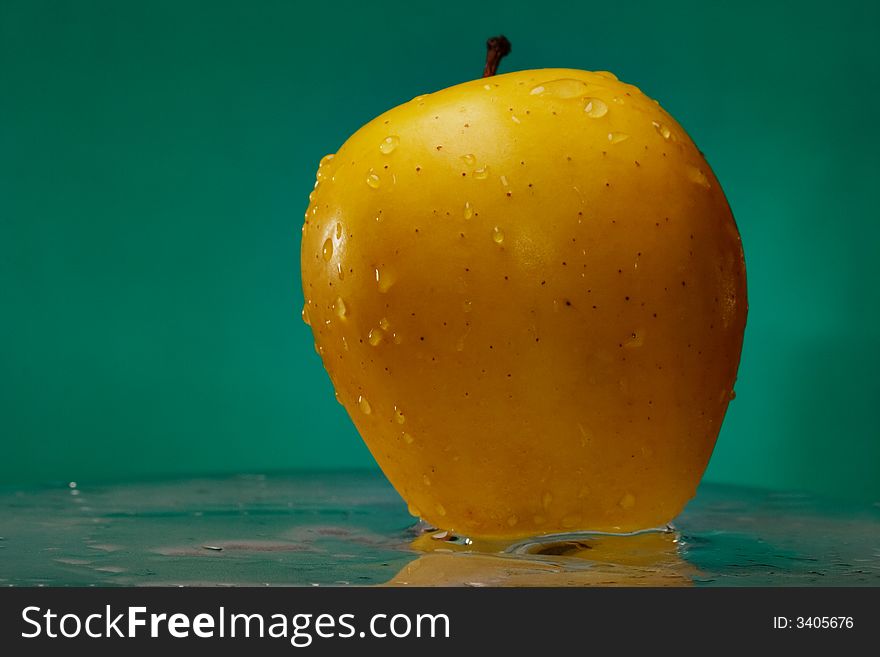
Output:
left=1, top=472, right=877, bottom=587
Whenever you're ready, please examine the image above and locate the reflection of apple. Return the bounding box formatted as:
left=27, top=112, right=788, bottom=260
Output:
left=301, top=37, right=747, bottom=538
left=384, top=531, right=696, bottom=586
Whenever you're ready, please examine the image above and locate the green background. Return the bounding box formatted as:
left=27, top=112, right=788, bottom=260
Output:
left=2, top=0, right=878, bottom=502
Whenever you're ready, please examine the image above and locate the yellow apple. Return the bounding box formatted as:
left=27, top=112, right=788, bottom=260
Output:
left=301, top=43, right=746, bottom=538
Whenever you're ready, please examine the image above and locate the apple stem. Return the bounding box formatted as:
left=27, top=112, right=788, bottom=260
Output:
left=482, top=35, right=511, bottom=77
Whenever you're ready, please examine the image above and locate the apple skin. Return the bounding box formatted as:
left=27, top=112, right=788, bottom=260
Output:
left=301, top=68, right=746, bottom=538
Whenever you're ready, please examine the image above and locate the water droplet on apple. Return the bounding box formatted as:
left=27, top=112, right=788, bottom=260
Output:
left=608, top=132, right=630, bottom=144
left=402, top=432, right=414, bottom=444
left=462, top=299, right=472, bottom=313
left=583, top=97, right=608, bottom=118
left=379, top=135, right=399, bottom=154
left=322, top=238, right=333, bottom=261
left=652, top=121, right=671, bottom=140
left=688, top=166, right=711, bottom=189
left=378, top=317, right=391, bottom=331
left=393, top=406, right=405, bottom=424
left=461, top=154, right=476, bottom=166
left=366, top=170, right=381, bottom=189
left=335, top=222, right=343, bottom=239
left=492, top=227, right=504, bottom=244
left=334, top=297, right=347, bottom=319
left=301, top=303, right=310, bottom=326
left=594, top=71, right=618, bottom=81
left=368, top=328, right=383, bottom=346
left=375, top=266, right=395, bottom=293
left=577, top=423, right=593, bottom=448
left=358, top=395, right=372, bottom=415
left=500, top=175, right=509, bottom=187
left=463, top=201, right=474, bottom=220
left=624, top=329, right=645, bottom=349
left=473, top=166, right=489, bottom=180
left=529, top=78, right=589, bottom=98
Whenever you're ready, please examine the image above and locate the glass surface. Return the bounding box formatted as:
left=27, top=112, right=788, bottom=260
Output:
left=1, top=473, right=877, bottom=587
